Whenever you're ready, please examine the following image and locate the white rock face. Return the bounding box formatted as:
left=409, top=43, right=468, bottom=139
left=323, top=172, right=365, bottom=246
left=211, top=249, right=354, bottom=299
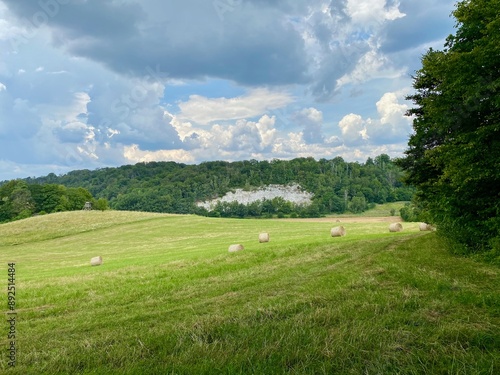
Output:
left=197, top=184, right=313, bottom=210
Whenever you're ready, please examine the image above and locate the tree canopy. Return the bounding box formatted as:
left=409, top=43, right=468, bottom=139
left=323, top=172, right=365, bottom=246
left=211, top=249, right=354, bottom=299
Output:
left=398, top=0, right=500, bottom=254
left=4, top=154, right=413, bottom=220
left=0, top=181, right=105, bottom=223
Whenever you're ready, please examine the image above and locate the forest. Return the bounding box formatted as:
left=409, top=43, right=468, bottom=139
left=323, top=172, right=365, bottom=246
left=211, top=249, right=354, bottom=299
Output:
left=0, top=154, right=413, bottom=222
left=0, top=180, right=108, bottom=223
left=398, top=0, right=499, bottom=256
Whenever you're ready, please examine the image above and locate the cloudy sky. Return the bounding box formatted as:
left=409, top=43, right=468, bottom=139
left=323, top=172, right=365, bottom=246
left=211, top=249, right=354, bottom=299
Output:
left=0, top=0, right=457, bottom=181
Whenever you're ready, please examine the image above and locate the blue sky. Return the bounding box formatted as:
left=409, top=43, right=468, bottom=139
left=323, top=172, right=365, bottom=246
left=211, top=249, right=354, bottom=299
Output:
left=0, top=0, right=457, bottom=181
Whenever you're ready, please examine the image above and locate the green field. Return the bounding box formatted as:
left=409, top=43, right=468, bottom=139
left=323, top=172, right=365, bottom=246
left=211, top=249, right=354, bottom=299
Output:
left=1, top=211, right=498, bottom=374
left=358, top=201, right=408, bottom=217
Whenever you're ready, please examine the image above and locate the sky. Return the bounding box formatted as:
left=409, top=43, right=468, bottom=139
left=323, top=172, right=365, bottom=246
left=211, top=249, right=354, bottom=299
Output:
left=0, top=0, right=457, bottom=181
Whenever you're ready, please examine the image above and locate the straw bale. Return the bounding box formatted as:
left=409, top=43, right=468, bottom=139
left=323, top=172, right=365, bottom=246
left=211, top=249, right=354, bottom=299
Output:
left=331, top=226, right=346, bottom=237
left=228, top=244, right=244, bottom=252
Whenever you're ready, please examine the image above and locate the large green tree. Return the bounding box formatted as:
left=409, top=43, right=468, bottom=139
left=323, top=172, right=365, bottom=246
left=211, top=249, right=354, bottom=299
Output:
left=398, top=0, right=500, bottom=253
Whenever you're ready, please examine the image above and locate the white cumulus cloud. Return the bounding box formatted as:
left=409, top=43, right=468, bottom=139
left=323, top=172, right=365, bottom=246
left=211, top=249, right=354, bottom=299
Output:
left=339, top=113, right=369, bottom=145
left=123, top=144, right=195, bottom=164
left=178, top=88, right=294, bottom=125
left=338, top=91, right=412, bottom=146
left=346, top=0, right=406, bottom=25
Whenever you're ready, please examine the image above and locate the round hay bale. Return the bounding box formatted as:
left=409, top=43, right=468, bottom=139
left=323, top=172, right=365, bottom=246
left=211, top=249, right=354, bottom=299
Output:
left=90, top=256, right=103, bottom=266
left=228, top=244, right=244, bottom=253
left=419, top=223, right=433, bottom=231
left=389, top=223, right=403, bottom=232
left=259, top=232, right=270, bottom=243
left=330, top=226, right=346, bottom=237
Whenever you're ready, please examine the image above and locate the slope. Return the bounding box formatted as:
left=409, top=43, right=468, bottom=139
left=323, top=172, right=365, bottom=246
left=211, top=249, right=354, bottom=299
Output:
left=0, top=212, right=498, bottom=374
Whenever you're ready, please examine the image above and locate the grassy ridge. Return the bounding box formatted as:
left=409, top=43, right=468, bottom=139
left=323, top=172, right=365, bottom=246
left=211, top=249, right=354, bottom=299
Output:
left=1, top=212, right=498, bottom=374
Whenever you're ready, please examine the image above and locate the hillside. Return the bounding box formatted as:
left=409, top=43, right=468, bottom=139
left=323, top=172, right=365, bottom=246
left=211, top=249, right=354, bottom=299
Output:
left=196, top=184, right=313, bottom=210
left=10, top=154, right=414, bottom=218
left=1, top=211, right=498, bottom=373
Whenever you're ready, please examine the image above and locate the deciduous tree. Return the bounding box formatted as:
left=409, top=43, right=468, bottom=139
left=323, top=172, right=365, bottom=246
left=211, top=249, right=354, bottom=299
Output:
left=398, top=0, right=500, bottom=253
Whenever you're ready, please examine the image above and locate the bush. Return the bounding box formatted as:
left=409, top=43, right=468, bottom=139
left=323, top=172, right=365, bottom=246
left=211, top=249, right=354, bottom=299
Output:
left=15, top=209, right=32, bottom=220
left=94, top=198, right=110, bottom=211
left=399, top=203, right=420, bottom=222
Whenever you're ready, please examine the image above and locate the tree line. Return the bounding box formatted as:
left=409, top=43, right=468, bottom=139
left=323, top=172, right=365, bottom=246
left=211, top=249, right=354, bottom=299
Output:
left=1, top=154, right=413, bottom=221
left=398, top=0, right=499, bottom=258
left=0, top=180, right=108, bottom=223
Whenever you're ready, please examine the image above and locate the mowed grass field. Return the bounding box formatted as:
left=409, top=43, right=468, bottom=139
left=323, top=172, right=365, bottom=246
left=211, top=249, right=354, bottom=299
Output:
left=1, top=210, right=499, bottom=374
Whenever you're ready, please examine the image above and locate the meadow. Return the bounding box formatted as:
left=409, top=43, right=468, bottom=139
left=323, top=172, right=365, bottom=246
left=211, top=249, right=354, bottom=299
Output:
left=0, top=210, right=498, bottom=374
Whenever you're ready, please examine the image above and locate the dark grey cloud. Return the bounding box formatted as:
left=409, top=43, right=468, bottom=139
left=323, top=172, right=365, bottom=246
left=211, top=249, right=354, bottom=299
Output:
left=380, top=0, right=456, bottom=54
left=113, top=114, right=183, bottom=151
left=2, top=0, right=145, bottom=40
left=80, top=73, right=183, bottom=152
left=53, top=123, right=88, bottom=143
left=3, top=0, right=311, bottom=86
left=3, top=0, right=452, bottom=103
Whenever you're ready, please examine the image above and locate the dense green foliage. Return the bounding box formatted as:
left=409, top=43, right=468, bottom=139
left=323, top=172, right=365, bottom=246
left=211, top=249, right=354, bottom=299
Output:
left=398, top=0, right=500, bottom=255
left=14, top=154, right=413, bottom=218
left=0, top=180, right=107, bottom=223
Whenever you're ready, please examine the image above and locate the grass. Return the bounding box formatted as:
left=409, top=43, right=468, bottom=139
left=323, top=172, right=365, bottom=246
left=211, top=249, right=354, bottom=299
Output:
left=321, top=201, right=407, bottom=219
left=358, top=201, right=408, bottom=217
left=1, top=211, right=498, bottom=374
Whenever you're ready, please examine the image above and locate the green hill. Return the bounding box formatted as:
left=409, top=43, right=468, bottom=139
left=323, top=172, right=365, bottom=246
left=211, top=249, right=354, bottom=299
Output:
left=1, top=212, right=498, bottom=374
left=10, top=154, right=414, bottom=218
